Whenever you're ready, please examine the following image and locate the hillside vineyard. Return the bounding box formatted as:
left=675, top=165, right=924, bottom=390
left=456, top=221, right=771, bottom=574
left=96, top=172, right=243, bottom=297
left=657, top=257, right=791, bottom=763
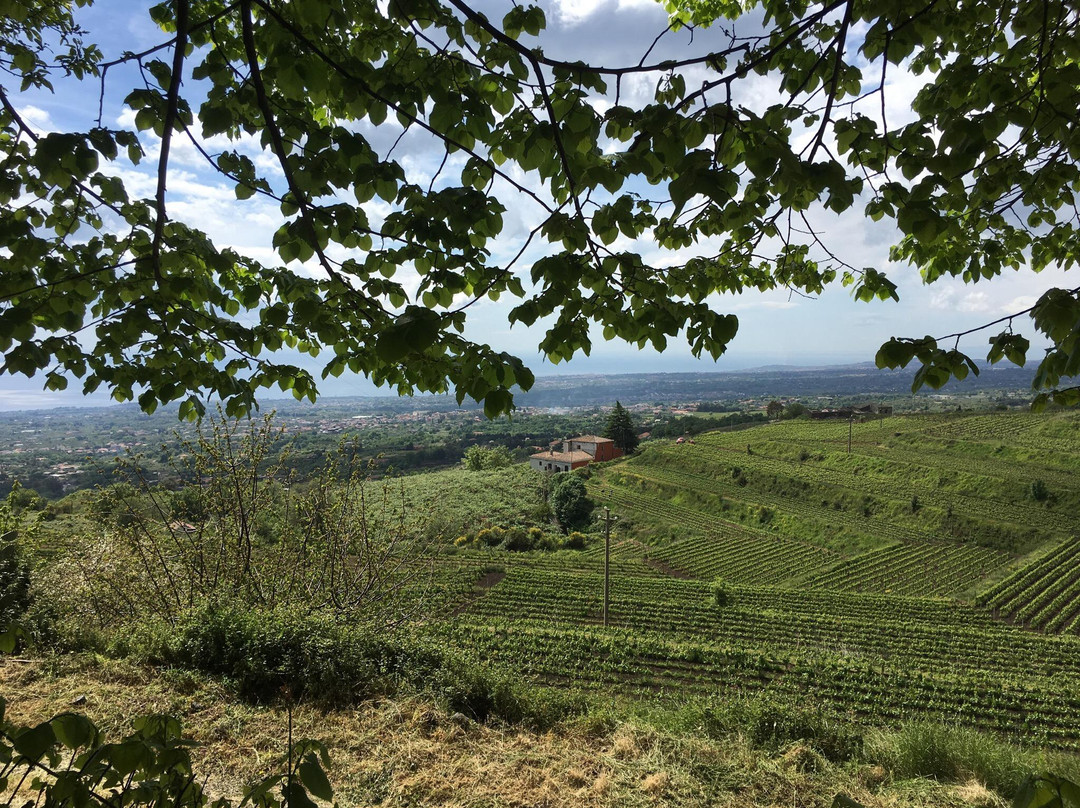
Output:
left=423, top=411, right=1080, bottom=749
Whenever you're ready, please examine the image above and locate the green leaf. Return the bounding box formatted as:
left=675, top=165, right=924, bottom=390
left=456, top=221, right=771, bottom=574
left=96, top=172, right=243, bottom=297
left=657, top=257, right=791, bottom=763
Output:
left=14, top=723, right=57, bottom=762
left=297, top=753, right=333, bottom=801
left=51, top=713, right=98, bottom=749
left=875, top=339, right=915, bottom=369
left=483, top=387, right=513, bottom=418
left=284, top=782, right=319, bottom=808
left=0, top=625, right=24, bottom=653
left=375, top=308, right=442, bottom=363
left=106, top=739, right=150, bottom=775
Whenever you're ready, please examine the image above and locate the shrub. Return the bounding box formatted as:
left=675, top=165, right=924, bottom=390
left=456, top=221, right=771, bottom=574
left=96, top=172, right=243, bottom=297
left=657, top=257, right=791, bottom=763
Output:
left=711, top=579, right=730, bottom=607
left=1029, top=479, right=1049, bottom=502
left=0, top=496, right=33, bottom=628
left=563, top=531, right=587, bottom=550
left=501, top=526, right=534, bottom=552
left=463, top=445, right=512, bottom=471
left=69, top=416, right=426, bottom=626
left=866, top=722, right=1030, bottom=796
left=783, top=402, right=808, bottom=419
left=123, top=605, right=582, bottom=729
left=476, top=526, right=505, bottom=547
left=701, top=695, right=863, bottom=762
left=550, top=474, right=594, bottom=532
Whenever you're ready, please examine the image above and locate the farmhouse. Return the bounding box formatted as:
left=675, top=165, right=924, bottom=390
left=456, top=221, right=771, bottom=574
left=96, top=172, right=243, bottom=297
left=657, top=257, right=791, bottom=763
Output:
left=529, top=435, right=623, bottom=473
left=809, top=403, right=894, bottom=420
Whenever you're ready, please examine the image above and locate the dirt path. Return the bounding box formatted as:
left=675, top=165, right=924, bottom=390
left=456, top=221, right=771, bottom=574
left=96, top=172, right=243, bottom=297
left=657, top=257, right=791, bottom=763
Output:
left=644, top=558, right=696, bottom=580
left=449, top=569, right=507, bottom=617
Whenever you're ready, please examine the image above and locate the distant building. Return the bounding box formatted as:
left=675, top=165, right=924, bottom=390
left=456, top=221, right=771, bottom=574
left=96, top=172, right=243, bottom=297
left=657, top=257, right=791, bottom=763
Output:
left=809, top=403, right=893, bottom=420
left=529, top=435, right=623, bottom=473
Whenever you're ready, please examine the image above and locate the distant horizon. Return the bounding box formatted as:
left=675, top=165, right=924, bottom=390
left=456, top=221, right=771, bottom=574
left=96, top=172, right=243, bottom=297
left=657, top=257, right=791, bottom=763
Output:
left=0, top=356, right=864, bottom=414
left=0, top=356, right=1034, bottom=415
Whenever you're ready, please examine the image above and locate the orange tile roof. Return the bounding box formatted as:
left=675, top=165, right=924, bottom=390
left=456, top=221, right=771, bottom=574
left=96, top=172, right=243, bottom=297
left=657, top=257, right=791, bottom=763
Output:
left=529, top=450, right=594, bottom=463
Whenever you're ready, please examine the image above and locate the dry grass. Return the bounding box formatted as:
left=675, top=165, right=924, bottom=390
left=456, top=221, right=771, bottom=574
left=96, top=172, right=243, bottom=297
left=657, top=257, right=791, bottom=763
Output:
left=0, top=656, right=1020, bottom=808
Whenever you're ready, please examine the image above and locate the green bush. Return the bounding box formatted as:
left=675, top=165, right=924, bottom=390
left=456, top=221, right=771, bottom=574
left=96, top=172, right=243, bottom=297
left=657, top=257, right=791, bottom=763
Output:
left=563, top=531, right=587, bottom=550
left=122, top=605, right=581, bottom=729
left=476, top=526, right=505, bottom=547
left=0, top=496, right=32, bottom=629
left=550, top=474, right=594, bottom=532
left=700, top=695, right=863, bottom=762
left=463, top=445, right=512, bottom=471
left=711, top=579, right=730, bottom=607
left=501, top=526, right=534, bottom=552
left=866, top=722, right=1031, bottom=795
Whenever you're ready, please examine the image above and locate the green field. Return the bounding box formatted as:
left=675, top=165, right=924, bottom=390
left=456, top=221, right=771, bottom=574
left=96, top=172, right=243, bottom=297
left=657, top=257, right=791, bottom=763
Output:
left=24, top=408, right=1080, bottom=762
left=422, top=410, right=1080, bottom=750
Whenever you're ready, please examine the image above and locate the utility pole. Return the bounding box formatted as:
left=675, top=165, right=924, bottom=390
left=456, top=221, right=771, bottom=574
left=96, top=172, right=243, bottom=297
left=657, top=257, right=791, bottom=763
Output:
left=603, top=506, right=612, bottom=627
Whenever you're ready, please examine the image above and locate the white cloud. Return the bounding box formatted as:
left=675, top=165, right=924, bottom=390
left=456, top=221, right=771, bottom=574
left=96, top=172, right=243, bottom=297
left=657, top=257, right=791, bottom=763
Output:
left=956, top=291, right=993, bottom=313
left=20, top=106, right=54, bottom=130
left=549, top=0, right=660, bottom=27
left=1003, top=295, right=1038, bottom=313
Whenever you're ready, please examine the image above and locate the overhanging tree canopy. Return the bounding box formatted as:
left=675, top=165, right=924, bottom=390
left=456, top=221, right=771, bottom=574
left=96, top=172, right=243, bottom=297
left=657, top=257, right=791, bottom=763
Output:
left=1, top=0, right=1078, bottom=418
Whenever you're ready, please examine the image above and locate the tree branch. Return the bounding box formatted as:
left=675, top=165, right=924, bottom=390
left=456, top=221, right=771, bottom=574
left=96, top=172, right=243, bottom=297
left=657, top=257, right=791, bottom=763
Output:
left=150, top=0, right=190, bottom=285
left=238, top=0, right=347, bottom=289
left=807, top=0, right=853, bottom=162
left=444, top=0, right=743, bottom=78
left=249, top=0, right=554, bottom=214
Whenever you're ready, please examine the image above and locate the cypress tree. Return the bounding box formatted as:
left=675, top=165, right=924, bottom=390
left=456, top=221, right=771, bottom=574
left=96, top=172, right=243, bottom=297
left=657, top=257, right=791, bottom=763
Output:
left=604, top=401, right=639, bottom=453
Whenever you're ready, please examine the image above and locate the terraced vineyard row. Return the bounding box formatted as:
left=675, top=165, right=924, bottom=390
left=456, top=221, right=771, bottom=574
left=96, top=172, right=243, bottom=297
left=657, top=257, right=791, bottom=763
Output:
left=431, top=546, right=663, bottom=579
left=430, top=618, right=1080, bottom=749
left=649, top=532, right=834, bottom=585
left=690, top=439, right=1076, bottom=536
left=799, top=542, right=1010, bottom=596
left=978, top=537, right=1080, bottom=634
left=618, top=459, right=940, bottom=547
left=590, top=482, right=834, bottom=583
left=832, top=443, right=1079, bottom=501
left=455, top=569, right=1080, bottom=679
left=590, top=481, right=726, bottom=535
left=923, top=414, right=1080, bottom=460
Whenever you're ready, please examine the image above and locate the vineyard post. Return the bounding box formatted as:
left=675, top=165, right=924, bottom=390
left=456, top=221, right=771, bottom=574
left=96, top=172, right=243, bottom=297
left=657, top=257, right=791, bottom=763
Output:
left=603, top=506, right=612, bottom=628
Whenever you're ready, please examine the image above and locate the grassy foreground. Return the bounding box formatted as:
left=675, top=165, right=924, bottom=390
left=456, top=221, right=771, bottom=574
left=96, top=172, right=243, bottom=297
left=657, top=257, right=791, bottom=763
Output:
left=4, top=655, right=1078, bottom=808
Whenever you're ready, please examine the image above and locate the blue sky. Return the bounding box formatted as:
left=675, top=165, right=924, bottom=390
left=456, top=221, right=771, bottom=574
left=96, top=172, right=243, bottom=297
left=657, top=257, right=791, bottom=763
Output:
left=1, top=0, right=1070, bottom=411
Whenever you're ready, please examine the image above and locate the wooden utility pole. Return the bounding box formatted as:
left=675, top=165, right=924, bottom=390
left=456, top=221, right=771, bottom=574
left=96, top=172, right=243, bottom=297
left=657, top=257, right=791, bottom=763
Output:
left=603, top=506, right=612, bottom=627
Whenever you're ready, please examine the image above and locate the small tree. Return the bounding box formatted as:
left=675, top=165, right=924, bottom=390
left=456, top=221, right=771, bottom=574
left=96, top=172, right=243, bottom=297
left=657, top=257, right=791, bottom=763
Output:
left=604, top=401, right=639, bottom=454
left=0, top=488, right=33, bottom=628
left=463, top=445, right=512, bottom=471
left=550, top=474, right=594, bottom=533
left=783, top=402, right=808, bottom=419
left=52, top=413, right=427, bottom=629
left=711, top=578, right=731, bottom=607
left=766, top=400, right=784, bottom=420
